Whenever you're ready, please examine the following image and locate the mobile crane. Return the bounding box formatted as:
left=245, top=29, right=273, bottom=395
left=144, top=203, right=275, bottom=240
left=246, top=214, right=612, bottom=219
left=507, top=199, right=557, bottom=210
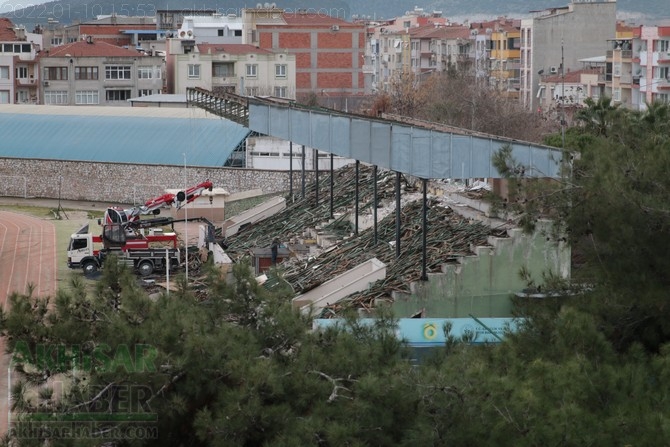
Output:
left=104, top=180, right=213, bottom=228
left=67, top=180, right=216, bottom=277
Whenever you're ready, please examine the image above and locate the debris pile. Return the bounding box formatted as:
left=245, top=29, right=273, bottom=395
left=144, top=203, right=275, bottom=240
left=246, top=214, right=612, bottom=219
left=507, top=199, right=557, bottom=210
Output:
left=224, top=164, right=506, bottom=315
left=282, top=200, right=498, bottom=315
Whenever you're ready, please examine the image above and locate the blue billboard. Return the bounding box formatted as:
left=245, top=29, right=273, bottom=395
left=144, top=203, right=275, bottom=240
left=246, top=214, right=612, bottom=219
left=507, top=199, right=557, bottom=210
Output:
left=313, top=317, right=521, bottom=347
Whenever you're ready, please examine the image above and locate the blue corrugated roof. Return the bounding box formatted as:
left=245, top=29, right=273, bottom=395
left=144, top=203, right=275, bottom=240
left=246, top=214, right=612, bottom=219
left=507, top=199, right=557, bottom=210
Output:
left=0, top=112, right=250, bottom=167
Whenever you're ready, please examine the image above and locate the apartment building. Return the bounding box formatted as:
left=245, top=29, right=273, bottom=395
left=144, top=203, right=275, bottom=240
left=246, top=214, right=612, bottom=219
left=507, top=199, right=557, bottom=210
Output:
left=256, top=10, right=366, bottom=100
left=176, top=14, right=244, bottom=44
left=520, top=0, right=616, bottom=110
left=635, top=25, right=670, bottom=107
left=166, top=40, right=296, bottom=98
left=487, top=18, right=522, bottom=98
left=604, top=23, right=637, bottom=109
left=40, top=38, right=164, bottom=105
left=0, top=18, right=42, bottom=104
left=42, top=15, right=160, bottom=51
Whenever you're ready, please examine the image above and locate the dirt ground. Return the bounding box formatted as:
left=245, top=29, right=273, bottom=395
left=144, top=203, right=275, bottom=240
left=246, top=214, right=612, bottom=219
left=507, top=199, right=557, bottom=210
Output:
left=0, top=209, right=62, bottom=436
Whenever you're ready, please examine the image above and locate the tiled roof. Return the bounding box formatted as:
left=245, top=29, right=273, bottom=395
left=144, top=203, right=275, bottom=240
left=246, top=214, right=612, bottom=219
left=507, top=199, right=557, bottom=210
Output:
left=197, top=43, right=274, bottom=55
left=471, top=19, right=520, bottom=33
left=616, top=22, right=636, bottom=33
left=541, top=68, right=600, bottom=84
left=0, top=18, right=17, bottom=40
left=45, top=40, right=143, bottom=58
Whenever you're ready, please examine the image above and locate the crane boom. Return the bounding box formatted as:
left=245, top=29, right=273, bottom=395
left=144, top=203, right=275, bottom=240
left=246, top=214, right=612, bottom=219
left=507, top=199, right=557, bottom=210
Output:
left=104, top=180, right=214, bottom=227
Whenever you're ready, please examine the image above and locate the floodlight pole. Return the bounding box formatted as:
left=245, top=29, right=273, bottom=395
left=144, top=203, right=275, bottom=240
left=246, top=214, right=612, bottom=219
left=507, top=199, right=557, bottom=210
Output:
left=183, top=153, right=188, bottom=284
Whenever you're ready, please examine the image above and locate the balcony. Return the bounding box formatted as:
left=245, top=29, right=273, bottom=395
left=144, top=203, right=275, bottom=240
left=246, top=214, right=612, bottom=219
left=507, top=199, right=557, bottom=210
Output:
left=620, top=74, right=632, bottom=84
left=212, top=76, right=237, bottom=86
left=16, top=77, right=36, bottom=86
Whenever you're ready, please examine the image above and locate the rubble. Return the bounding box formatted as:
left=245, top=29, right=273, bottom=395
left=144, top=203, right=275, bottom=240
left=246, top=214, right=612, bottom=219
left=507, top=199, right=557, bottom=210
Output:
left=223, top=164, right=506, bottom=316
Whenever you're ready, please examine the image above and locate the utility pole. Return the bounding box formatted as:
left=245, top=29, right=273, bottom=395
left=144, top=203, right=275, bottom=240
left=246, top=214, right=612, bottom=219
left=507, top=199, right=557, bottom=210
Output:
left=561, top=39, right=566, bottom=149
left=183, top=153, right=188, bottom=284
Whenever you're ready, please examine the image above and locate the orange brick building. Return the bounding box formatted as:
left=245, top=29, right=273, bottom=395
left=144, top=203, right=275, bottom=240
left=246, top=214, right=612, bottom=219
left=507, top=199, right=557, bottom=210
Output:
left=256, top=11, right=366, bottom=101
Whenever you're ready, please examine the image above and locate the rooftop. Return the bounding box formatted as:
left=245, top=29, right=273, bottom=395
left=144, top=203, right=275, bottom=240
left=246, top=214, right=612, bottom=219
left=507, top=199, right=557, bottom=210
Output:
left=0, top=105, right=250, bottom=167
left=280, top=12, right=358, bottom=27
left=541, top=68, right=601, bottom=84
left=0, top=18, right=18, bottom=41
left=44, top=40, right=149, bottom=58
left=197, top=43, right=275, bottom=55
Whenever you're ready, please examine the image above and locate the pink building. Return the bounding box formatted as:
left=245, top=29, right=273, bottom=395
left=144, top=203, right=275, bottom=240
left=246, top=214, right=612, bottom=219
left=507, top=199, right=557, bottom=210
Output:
left=634, top=26, right=670, bottom=107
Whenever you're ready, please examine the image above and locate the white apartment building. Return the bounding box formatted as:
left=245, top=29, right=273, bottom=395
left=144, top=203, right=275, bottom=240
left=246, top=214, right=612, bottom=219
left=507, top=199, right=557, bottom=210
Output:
left=167, top=40, right=295, bottom=98
left=40, top=38, right=164, bottom=106
left=0, top=19, right=42, bottom=104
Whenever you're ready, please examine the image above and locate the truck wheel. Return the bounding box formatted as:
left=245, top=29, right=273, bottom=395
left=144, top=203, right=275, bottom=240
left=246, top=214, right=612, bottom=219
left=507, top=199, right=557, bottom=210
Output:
left=138, top=260, right=154, bottom=277
left=82, top=261, right=98, bottom=276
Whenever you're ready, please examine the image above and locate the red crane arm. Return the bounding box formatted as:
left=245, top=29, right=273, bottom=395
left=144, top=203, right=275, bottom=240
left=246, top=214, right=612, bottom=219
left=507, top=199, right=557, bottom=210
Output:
left=176, top=180, right=214, bottom=209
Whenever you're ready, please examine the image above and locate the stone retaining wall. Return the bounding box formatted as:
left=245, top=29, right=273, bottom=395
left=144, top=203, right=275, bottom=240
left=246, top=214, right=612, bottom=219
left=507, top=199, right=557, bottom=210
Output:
left=0, top=158, right=314, bottom=204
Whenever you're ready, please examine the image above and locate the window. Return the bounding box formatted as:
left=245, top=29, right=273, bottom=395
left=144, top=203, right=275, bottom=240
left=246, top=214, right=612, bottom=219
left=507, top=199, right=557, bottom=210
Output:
left=0, top=90, right=8, bottom=104
left=50, top=37, right=63, bottom=46
left=245, top=86, right=258, bottom=96
left=17, top=90, right=29, bottom=103
left=139, top=89, right=154, bottom=96
left=234, top=30, right=242, bottom=37
left=656, top=66, right=670, bottom=80
left=44, top=67, right=68, bottom=80
left=0, top=66, right=9, bottom=79
left=657, top=40, right=669, bottom=52
left=613, top=88, right=621, bottom=102
left=218, top=29, right=224, bottom=36
left=188, top=64, right=200, bottom=79
left=246, top=64, right=258, bottom=78
left=138, top=66, right=160, bottom=79
left=16, top=66, right=28, bottom=79
left=213, top=63, right=234, bottom=77
left=75, top=90, right=99, bottom=104
left=275, top=64, right=287, bottom=78
left=106, top=89, right=131, bottom=101
left=44, top=91, right=68, bottom=104
left=403, top=21, right=411, bottom=28
left=274, top=86, right=287, bottom=98
left=105, top=66, right=131, bottom=80
left=75, top=66, right=98, bottom=80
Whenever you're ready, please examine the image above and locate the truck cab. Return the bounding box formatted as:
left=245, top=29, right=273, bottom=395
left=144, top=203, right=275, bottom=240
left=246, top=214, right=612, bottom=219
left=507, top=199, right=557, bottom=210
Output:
left=67, top=223, right=180, bottom=277
left=67, top=226, right=101, bottom=275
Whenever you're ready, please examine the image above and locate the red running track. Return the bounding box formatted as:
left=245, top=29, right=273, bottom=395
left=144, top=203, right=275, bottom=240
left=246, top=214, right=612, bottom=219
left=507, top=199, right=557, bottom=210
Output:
left=0, top=211, right=58, bottom=436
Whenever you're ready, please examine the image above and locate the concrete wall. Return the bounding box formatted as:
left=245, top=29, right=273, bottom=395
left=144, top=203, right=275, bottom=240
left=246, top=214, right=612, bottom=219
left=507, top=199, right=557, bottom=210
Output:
left=391, top=220, right=570, bottom=318
left=0, top=158, right=314, bottom=205
left=293, top=257, right=387, bottom=315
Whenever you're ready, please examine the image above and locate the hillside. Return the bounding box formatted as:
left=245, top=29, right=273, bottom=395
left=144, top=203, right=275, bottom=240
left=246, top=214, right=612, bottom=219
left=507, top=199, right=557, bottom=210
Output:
left=1, top=0, right=668, bottom=31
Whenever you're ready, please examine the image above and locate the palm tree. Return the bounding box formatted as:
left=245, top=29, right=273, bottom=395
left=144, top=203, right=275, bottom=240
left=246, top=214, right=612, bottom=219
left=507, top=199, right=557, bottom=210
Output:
left=639, top=100, right=670, bottom=136
left=575, top=96, right=621, bottom=137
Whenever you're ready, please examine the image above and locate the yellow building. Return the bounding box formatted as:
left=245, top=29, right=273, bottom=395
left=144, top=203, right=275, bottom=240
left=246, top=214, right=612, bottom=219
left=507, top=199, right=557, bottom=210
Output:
left=488, top=19, right=521, bottom=98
